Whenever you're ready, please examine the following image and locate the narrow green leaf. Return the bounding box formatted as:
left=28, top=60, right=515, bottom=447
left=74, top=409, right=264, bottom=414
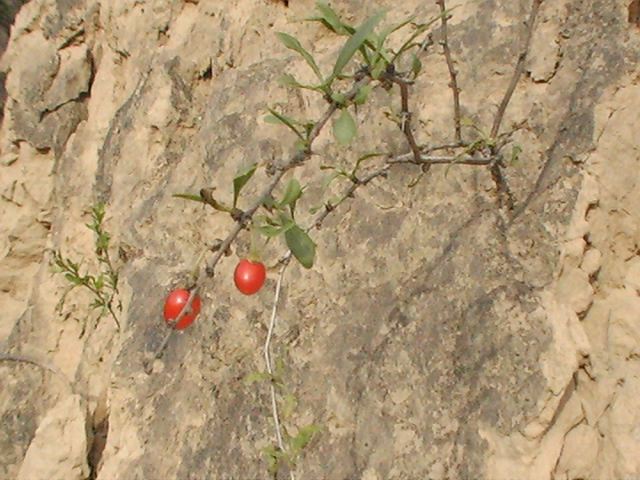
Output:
left=293, top=139, right=309, bottom=152
left=265, top=109, right=305, bottom=141
left=511, top=145, right=522, bottom=166
left=278, top=74, right=323, bottom=92
left=173, top=193, right=208, bottom=204
left=354, top=151, right=385, bottom=172
left=261, top=194, right=277, bottom=210
left=380, top=15, right=416, bottom=43
left=391, top=10, right=452, bottom=63
left=256, top=223, right=295, bottom=238
left=333, top=109, right=357, bottom=146
left=89, top=298, right=105, bottom=310
left=329, top=10, right=386, bottom=82
left=314, top=3, right=352, bottom=35
left=290, top=424, right=322, bottom=453
left=321, top=170, right=342, bottom=192
left=331, top=92, right=347, bottom=105
left=64, top=273, right=82, bottom=285
left=276, top=32, right=324, bottom=83
left=245, top=371, right=274, bottom=385
left=353, top=84, right=373, bottom=105
left=283, top=393, right=298, bottom=419
left=280, top=179, right=303, bottom=207
left=370, top=60, right=386, bottom=80
left=262, top=445, right=288, bottom=460
left=285, top=225, right=316, bottom=269
left=92, top=202, right=106, bottom=223
left=278, top=73, right=303, bottom=88
left=233, top=163, right=257, bottom=208
left=275, top=355, right=286, bottom=379
left=411, top=53, right=422, bottom=77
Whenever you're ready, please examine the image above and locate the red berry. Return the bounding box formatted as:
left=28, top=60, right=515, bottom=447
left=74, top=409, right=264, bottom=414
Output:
left=234, top=259, right=266, bottom=295
left=163, top=289, right=201, bottom=330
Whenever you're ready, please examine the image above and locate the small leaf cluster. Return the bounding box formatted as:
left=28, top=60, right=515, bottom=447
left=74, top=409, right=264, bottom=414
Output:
left=246, top=358, right=322, bottom=476
left=53, top=203, right=122, bottom=330
left=272, top=2, right=440, bottom=147
left=176, top=165, right=316, bottom=269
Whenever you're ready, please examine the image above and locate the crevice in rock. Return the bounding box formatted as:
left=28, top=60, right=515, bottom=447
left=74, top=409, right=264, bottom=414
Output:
left=87, top=397, right=110, bottom=480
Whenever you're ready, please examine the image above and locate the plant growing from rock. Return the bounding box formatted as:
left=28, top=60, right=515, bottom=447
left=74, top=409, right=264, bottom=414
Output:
left=143, top=0, right=543, bottom=476
left=53, top=202, right=122, bottom=331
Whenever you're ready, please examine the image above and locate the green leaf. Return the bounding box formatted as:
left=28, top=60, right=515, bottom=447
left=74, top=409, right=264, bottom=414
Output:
left=293, top=139, right=309, bottom=152
left=275, top=355, right=286, bottom=379
left=411, top=53, right=422, bottom=77
left=333, top=109, right=357, bottom=146
left=379, top=15, right=416, bottom=44
left=353, top=151, right=385, bottom=172
left=92, top=202, right=106, bottom=223
left=265, top=109, right=305, bottom=141
left=261, top=194, right=277, bottom=210
left=321, top=169, right=342, bottom=192
left=370, top=59, right=387, bottom=79
left=64, top=273, right=83, bottom=285
left=285, top=225, right=316, bottom=269
left=89, top=298, right=105, bottom=310
left=256, top=223, right=294, bottom=238
left=262, top=445, right=288, bottom=460
left=313, top=3, right=352, bottom=35
left=290, top=424, right=322, bottom=453
left=278, top=73, right=303, bottom=89
left=233, top=163, right=257, bottom=208
left=328, top=10, right=386, bottom=83
left=283, top=393, right=298, bottom=419
left=353, top=84, right=373, bottom=105
left=173, top=193, right=208, bottom=204
left=276, top=32, right=324, bottom=83
left=511, top=145, right=522, bottom=166
left=278, top=74, right=322, bottom=92
left=330, top=92, right=347, bottom=105
left=391, top=11, right=450, bottom=63
left=280, top=178, right=303, bottom=207
left=245, top=371, right=274, bottom=385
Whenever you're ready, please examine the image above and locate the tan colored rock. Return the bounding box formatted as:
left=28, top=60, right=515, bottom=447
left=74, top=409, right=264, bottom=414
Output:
left=555, top=267, right=594, bottom=315
left=581, top=247, right=602, bottom=277
left=623, top=256, right=640, bottom=293
left=17, top=394, right=89, bottom=480
left=554, top=423, right=600, bottom=479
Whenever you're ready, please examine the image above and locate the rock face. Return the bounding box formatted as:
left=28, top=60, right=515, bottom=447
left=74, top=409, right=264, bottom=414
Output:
left=1, top=0, right=639, bottom=479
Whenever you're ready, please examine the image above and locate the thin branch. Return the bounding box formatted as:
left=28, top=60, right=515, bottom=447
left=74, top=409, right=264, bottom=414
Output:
left=390, top=151, right=495, bottom=166
left=145, top=78, right=372, bottom=373
left=264, top=261, right=295, bottom=480
left=391, top=76, right=422, bottom=165
left=420, top=141, right=467, bottom=154
left=314, top=166, right=391, bottom=229
left=203, top=77, right=372, bottom=280
left=0, top=353, right=61, bottom=374
left=436, top=0, right=462, bottom=142
left=490, top=0, right=544, bottom=139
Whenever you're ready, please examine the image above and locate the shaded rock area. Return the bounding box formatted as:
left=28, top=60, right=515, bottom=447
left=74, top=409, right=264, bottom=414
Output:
left=1, top=0, right=640, bottom=479
left=0, top=0, right=29, bottom=123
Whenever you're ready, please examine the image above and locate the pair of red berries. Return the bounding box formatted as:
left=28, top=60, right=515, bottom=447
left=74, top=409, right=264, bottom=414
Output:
left=163, top=259, right=266, bottom=330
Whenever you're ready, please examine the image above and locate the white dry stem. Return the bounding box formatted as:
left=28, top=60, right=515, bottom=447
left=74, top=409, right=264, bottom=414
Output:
left=264, top=260, right=296, bottom=480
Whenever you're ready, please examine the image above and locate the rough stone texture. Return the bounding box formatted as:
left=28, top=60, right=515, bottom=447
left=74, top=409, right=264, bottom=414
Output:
left=17, top=394, right=89, bottom=480
left=1, top=0, right=640, bottom=479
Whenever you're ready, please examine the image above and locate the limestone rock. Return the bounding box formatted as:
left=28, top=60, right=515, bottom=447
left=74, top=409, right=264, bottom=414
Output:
left=17, top=394, right=89, bottom=480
